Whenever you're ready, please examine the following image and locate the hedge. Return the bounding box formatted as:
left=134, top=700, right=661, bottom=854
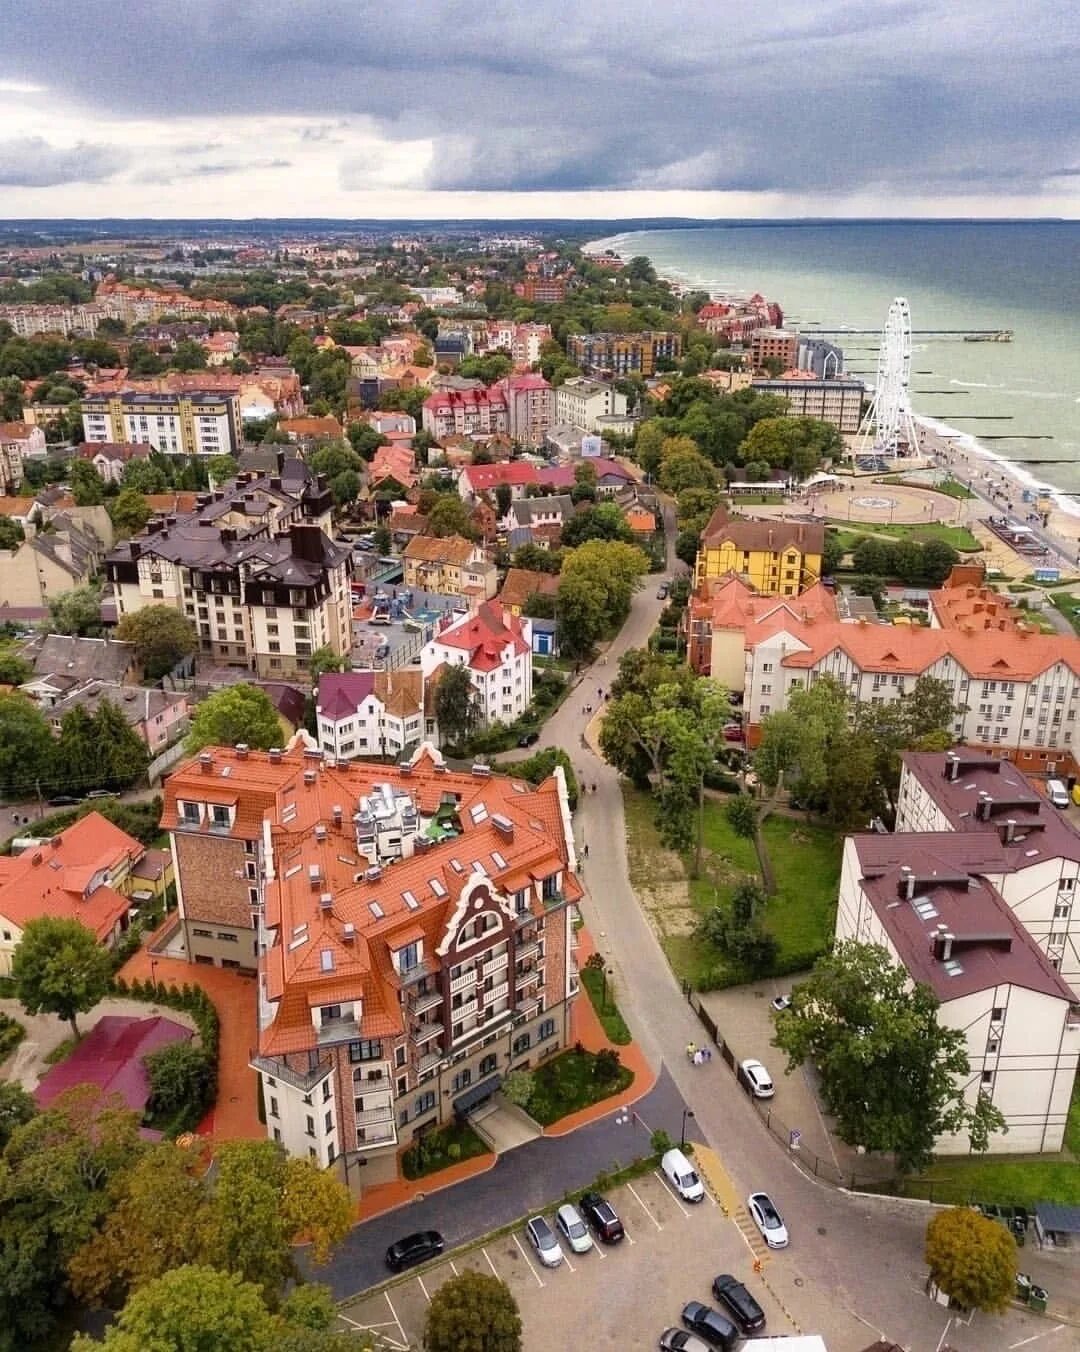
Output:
left=0, top=1011, right=25, bottom=1060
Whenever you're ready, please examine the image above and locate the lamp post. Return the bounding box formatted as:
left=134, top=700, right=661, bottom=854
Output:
left=680, top=1107, right=695, bottom=1149
left=149, top=956, right=158, bottom=990
left=601, top=966, right=614, bottom=1012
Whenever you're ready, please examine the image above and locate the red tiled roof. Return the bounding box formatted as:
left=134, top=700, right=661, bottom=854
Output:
left=34, top=1015, right=192, bottom=1111
left=462, top=462, right=540, bottom=492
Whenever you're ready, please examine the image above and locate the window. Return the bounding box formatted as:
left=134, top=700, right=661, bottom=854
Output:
left=192, top=927, right=212, bottom=938
left=991, top=1006, right=1005, bottom=1023
left=1054, top=900, right=1072, bottom=919
left=181, top=801, right=201, bottom=824
left=210, top=804, right=231, bottom=830
left=395, top=1045, right=407, bottom=1068
left=273, top=1127, right=282, bottom=1143
left=513, top=1033, right=531, bottom=1055
left=216, top=931, right=238, bottom=942
left=981, top=1070, right=995, bottom=1087
left=349, top=1039, right=382, bottom=1062
left=539, top=1018, right=556, bottom=1041
left=324, top=1111, right=333, bottom=1133
left=398, top=941, right=420, bottom=972
left=415, top=1090, right=436, bottom=1117
left=322, top=1079, right=331, bottom=1102
left=305, top=1115, right=315, bottom=1137
left=269, top=1096, right=279, bottom=1118
left=321, top=1004, right=343, bottom=1022
left=479, top=1053, right=497, bottom=1076
left=452, top=1068, right=471, bottom=1093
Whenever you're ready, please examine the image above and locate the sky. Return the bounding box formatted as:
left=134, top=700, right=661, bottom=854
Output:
left=0, top=0, right=1077, bottom=220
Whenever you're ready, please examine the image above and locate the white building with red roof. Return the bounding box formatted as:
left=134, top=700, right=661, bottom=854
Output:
left=421, top=386, right=509, bottom=440
left=494, top=373, right=554, bottom=447
left=421, top=601, right=532, bottom=726
left=457, top=459, right=540, bottom=502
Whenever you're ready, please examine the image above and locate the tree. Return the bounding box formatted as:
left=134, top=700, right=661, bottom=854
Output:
left=428, top=495, right=474, bottom=538
left=633, top=419, right=668, bottom=478
left=725, top=793, right=758, bottom=839
left=171, top=338, right=208, bottom=371
left=0, top=692, right=55, bottom=797
left=108, top=487, right=152, bottom=538
left=434, top=663, right=478, bottom=746
left=561, top=501, right=634, bottom=548
left=0, top=374, right=24, bottom=421
left=557, top=539, right=648, bottom=658
left=121, top=458, right=171, bottom=494
left=822, top=530, right=844, bottom=576
left=0, top=642, right=30, bottom=685
left=309, top=646, right=347, bottom=689
left=93, top=698, right=150, bottom=788
left=500, top=1070, right=534, bottom=1109
left=56, top=704, right=103, bottom=788
left=0, top=517, right=24, bottom=551
left=740, top=416, right=843, bottom=480
left=144, top=1042, right=215, bottom=1123
left=309, top=441, right=361, bottom=482
left=921, top=537, right=960, bottom=586
left=658, top=437, right=716, bottom=495
left=48, top=584, right=104, bottom=637
left=328, top=468, right=360, bottom=506
left=494, top=483, right=513, bottom=519
left=423, top=1271, right=522, bottom=1352
left=372, top=523, right=392, bottom=555
left=207, top=454, right=240, bottom=484
left=0, top=1082, right=35, bottom=1152
left=187, top=684, right=282, bottom=753
left=69, top=459, right=105, bottom=506
left=773, top=941, right=1005, bottom=1171
left=12, top=916, right=114, bottom=1039
left=924, top=1208, right=1016, bottom=1314
left=117, top=604, right=198, bottom=680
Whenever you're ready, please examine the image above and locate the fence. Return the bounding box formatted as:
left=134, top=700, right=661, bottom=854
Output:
left=146, top=738, right=190, bottom=785
left=683, top=983, right=845, bottom=1187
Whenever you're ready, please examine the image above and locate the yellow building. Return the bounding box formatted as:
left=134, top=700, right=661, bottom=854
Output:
left=402, top=533, right=484, bottom=595
left=693, top=507, right=823, bottom=596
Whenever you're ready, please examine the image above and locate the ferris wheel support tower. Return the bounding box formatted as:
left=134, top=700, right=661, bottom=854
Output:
left=856, top=297, right=920, bottom=458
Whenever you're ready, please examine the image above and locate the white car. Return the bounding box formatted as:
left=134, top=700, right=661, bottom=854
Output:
left=525, top=1215, right=564, bottom=1267
left=748, top=1191, right=789, bottom=1249
left=661, top=1147, right=705, bottom=1203
left=770, top=994, right=791, bottom=1013
left=554, top=1202, right=593, bottom=1254
left=740, top=1058, right=775, bottom=1099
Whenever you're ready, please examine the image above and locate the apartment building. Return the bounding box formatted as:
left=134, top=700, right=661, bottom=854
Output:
left=0, top=422, right=45, bottom=493
left=495, top=374, right=554, bottom=447
left=554, top=377, right=629, bottom=434
left=693, top=507, right=824, bottom=596
left=81, top=390, right=241, bottom=458
left=896, top=750, right=1080, bottom=985
left=316, top=670, right=436, bottom=760
left=74, top=441, right=152, bottom=484
left=749, top=329, right=799, bottom=370
left=421, top=387, right=509, bottom=439
left=750, top=377, right=864, bottom=433
left=458, top=461, right=540, bottom=502
left=696, top=296, right=783, bottom=343
left=162, top=741, right=581, bottom=1166
left=105, top=471, right=351, bottom=677
left=422, top=602, right=533, bottom=726
left=514, top=277, right=566, bottom=303
left=402, top=535, right=486, bottom=597
left=796, top=337, right=844, bottom=379
left=835, top=830, right=1078, bottom=1153
left=565, top=331, right=681, bottom=377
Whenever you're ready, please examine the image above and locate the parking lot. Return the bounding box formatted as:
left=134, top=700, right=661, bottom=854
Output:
left=337, top=1169, right=789, bottom=1351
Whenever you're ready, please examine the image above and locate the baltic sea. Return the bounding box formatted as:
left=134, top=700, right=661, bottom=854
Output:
left=589, top=222, right=1080, bottom=511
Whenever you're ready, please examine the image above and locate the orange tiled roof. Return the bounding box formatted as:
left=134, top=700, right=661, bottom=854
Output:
left=403, top=533, right=475, bottom=566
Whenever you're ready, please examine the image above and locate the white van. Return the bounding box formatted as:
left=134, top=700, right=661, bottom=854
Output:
left=661, top=1147, right=705, bottom=1203
left=1047, top=779, right=1070, bottom=809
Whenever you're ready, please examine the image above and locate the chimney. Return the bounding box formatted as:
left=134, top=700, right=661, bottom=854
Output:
left=319, top=892, right=333, bottom=913
left=977, top=794, right=993, bottom=821
left=289, top=522, right=324, bottom=563
left=303, top=769, right=317, bottom=787
left=270, top=476, right=282, bottom=491
left=933, top=932, right=955, bottom=962
left=308, top=863, right=322, bottom=890
left=492, top=813, right=514, bottom=841
left=332, top=804, right=343, bottom=827
left=343, top=922, right=356, bottom=944
left=199, top=752, right=213, bottom=774
left=235, top=743, right=249, bottom=759
left=268, top=747, right=282, bottom=764
left=315, top=823, right=328, bottom=841
left=1002, top=818, right=1017, bottom=844
left=945, top=751, right=960, bottom=781
left=898, top=865, right=916, bottom=901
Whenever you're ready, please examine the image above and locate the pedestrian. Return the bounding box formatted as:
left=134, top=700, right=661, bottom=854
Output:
left=591, top=783, right=597, bottom=795
left=582, top=842, right=589, bottom=859
left=687, top=1041, right=697, bottom=1061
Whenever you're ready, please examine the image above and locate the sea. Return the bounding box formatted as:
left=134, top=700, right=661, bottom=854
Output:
left=588, top=221, right=1080, bottom=517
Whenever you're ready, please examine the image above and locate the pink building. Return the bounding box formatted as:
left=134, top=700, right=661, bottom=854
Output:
left=495, top=373, right=554, bottom=447
left=421, top=387, right=509, bottom=439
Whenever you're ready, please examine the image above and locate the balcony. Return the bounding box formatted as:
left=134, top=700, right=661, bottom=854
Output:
left=483, top=951, right=509, bottom=979
left=408, top=988, right=442, bottom=1017
left=516, top=964, right=540, bottom=988
left=452, top=996, right=478, bottom=1022
left=356, top=1123, right=397, bottom=1148
left=485, top=982, right=509, bottom=1006
left=317, top=1014, right=360, bottom=1046
left=418, top=1049, right=443, bottom=1075
left=516, top=941, right=541, bottom=964
left=517, top=995, right=541, bottom=1017
left=450, top=969, right=478, bottom=995
left=354, top=1105, right=394, bottom=1127
left=250, top=1053, right=332, bottom=1094
left=399, top=959, right=434, bottom=990
left=411, top=1021, right=444, bottom=1044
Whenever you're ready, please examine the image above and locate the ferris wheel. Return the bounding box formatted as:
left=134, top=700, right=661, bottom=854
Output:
left=857, top=297, right=919, bottom=457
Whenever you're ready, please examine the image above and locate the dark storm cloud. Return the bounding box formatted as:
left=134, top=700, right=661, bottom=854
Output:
left=0, top=137, right=128, bottom=187
left=1, top=0, right=1076, bottom=197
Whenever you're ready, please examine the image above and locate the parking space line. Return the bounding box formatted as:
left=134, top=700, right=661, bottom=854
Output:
left=417, top=1274, right=431, bottom=1303
left=590, top=1240, right=606, bottom=1259
left=449, top=1259, right=459, bottom=1277
left=482, top=1247, right=499, bottom=1279
left=383, top=1291, right=409, bottom=1350
left=562, top=1251, right=576, bottom=1273
left=654, top=1169, right=691, bottom=1218
left=512, top=1233, right=545, bottom=1287
left=626, top=1181, right=663, bottom=1230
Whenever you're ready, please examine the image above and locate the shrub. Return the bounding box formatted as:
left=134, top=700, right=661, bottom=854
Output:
left=446, top=1142, right=461, bottom=1161
left=501, top=1069, right=535, bottom=1109
left=144, top=1041, right=216, bottom=1125
left=0, top=1011, right=26, bottom=1060
left=594, top=1048, right=621, bottom=1082
left=650, top=1128, right=674, bottom=1155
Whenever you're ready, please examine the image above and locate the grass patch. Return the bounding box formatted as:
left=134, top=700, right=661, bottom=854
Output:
left=43, top=1036, right=78, bottom=1065
left=879, top=475, right=975, bottom=500
left=527, top=1048, right=633, bottom=1126
left=730, top=492, right=784, bottom=505
left=1050, top=593, right=1080, bottom=634
left=580, top=965, right=632, bottom=1045
left=402, top=1119, right=490, bottom=1180
left=829, top=521, right=982, bottom=552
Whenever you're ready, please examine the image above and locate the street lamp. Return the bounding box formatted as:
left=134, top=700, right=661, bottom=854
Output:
left=601, top=967, right=614, bottom=1012
left=680, top=1107, right=695, bottom=1149
left=149, top=956, right=158, bottom=991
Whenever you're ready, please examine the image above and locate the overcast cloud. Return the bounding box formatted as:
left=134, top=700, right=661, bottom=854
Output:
left=0, top=0, right=1076, bottom=217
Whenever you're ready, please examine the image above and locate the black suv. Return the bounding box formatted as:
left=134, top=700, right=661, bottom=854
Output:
left=712, top=1273, right=766, bottom=1333
left=385, top=1230, right=445, bottom=1272
left=681, top=1301, right=739, bottom=1351
left=578, top=1190, right=625, bottom=1243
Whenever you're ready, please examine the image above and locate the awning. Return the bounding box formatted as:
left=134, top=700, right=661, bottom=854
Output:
left=1035, top=1202, right=1080, bottom=1235
left=453, top=1074, right=501, bottom=1116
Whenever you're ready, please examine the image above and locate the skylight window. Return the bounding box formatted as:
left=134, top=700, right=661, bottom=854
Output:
left=469, top=803, right=489, bottom=824
left=319, top=949, right=335, bottom=972
left=369, top=901, right=385, bottom=919
left=430, top=878, right=447, bottom=898
left=450, top=858, right=464, bottom=873
left=403, top=889, right=419, bottom=911
left=944, top=960, right=964, bottom=977
left=491, top=850, right=507, bottom=869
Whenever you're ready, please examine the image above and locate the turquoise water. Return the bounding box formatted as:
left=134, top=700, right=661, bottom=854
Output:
left=590, top=222, right=1080, bottom=509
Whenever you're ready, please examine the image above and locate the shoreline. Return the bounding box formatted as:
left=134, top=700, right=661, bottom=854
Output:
left=585, top=231, right=1080, bottom=544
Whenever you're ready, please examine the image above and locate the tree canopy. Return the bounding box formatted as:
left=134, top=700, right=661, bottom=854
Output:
left=434, top=663, right=478, bottom=747
left=556, top=539, right=648, bottom=658
left=116, top=604, right=198, bottom=680
left=187, top=684, right=282, bottom=753
left=423, top=1270, right=522, bottom=1352
left=924, top=1207, right=1016, bottom=1314
left=12, top=916, right=114, bottom=1039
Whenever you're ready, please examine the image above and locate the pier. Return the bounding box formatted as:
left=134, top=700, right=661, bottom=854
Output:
left=802, top=327, right=1013, bottom=340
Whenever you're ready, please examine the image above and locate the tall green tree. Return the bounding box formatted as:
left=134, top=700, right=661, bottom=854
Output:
left=69, top=459, right=105, bottom=506
left=0, top=517, right=24, bottom=552
left=0, top=1082, right=35, bottom=1153
left=108, top=487, right=152, bottom=538
left=47, top=584, right=104, bottom=637
left=207, top=454, right=240, bottom=484
left=12, top=916, right=114, bottom=1039
left=773, top=941, right=1005, bottom=1172
left=116, top=604, right=197, bottom=680
left=434, top=663, right=478, bottom=746
left=0, top=642, right=30, bottom=685
left=0, top=692, right=55, bottom=797
left=171, top=338, right=208, bottom=371
left=557, top=539, right=648, bottom=657
left=56, top=704, right=103, bottom=788
left=93, top=698, right=150, bottom=788
left=186, top=684, right=282, bottom=753
left=427, top=495, right=474, bottom=538
left=924, top=1208, right=1016, bottom=1314
left=424, top=1271, right=522, bottom=1352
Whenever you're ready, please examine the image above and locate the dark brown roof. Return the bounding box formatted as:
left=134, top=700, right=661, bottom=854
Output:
left=700, top=505, right=824, bottom=555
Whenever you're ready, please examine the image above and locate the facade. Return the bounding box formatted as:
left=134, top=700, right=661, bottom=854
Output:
left=514, top=276, right=566, bottom=303
left=0, top=422, right=46, bottom=492
left=505, top=494, right=575, bottom=537
left=81, top=390, right=241, bottom=458
left=749, top=377, right=864, bottom=433
left=105, top=471, right=351, bottom=677
left=45, top=681, right=190, bottom=752
left=402, top=534, right=484, bottom=596
left=554, top=377, right=629, bottom=434
left=421, top=387, right=509, bottom=439
left=796, top=337, right=845, bottom=379
left=566, top=331, right=681, bottom=377
left=0, top=516, right=107, bottom=607
left=75, top=441, right=152, bottom=485
left=458, top=460, right=540, bottom=502
left=749, top=329, right=799, bottom=370
left=694, top=507, right=824, bottom=596
left=316, top=670, right=436, bottom=760
left=495, top=374, right=554, bottom=447
left=0, top=812, right=145, bottom=976
left=835, top=830, right=1078, bottom=1154
left=162, top=741, right=581, bottom=1167
left=422, top=602, right=533, bottom=727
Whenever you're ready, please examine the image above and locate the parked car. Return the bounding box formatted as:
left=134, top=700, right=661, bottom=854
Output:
left=722, top=725, right=745, bottom=743
left=739, top=1058, right=775, bottom=1099
left=525, top=1215, right=564, bottom=1267
left=681, top=1300, right=739, bottom=1350
left=384, top=1230, right=445, bottom=1272
left=517, top=730, right=540, bottom=747
left=712, top=1273, right=766, bottom=1333
left=748, top=1191, right=789, bottom=1249
left=554, top=1202, right=593, bottom=1254
left=657, top=583, right=670, bottom=599
left=46, top=795, right=82, bottom=807
left=85, top=789, right=116, bottom=800
left=770, top=994, right=791, bottom=1013
left=661, top=1148, right=705, bottom=1203
left=579, top=1190, right=625, bottom=1244
left=659, top=1331, right=712, bottom=1352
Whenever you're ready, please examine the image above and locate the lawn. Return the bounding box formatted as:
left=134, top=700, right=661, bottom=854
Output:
left=879, top=475, right=975, bottom=500
left=580, top=964, right=632, bottom=1044
left=1050, top=592, right=1080, bottom=635
left=894, top=1079, right=1080, bottom=1207
left=829, top=521, right=982, bottom=553
left=526, top=1048, right=633, bottom=1127
left=401, top=1119, right=490, bottom=1180
left=43, top=1036, right=78, bottom=1065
